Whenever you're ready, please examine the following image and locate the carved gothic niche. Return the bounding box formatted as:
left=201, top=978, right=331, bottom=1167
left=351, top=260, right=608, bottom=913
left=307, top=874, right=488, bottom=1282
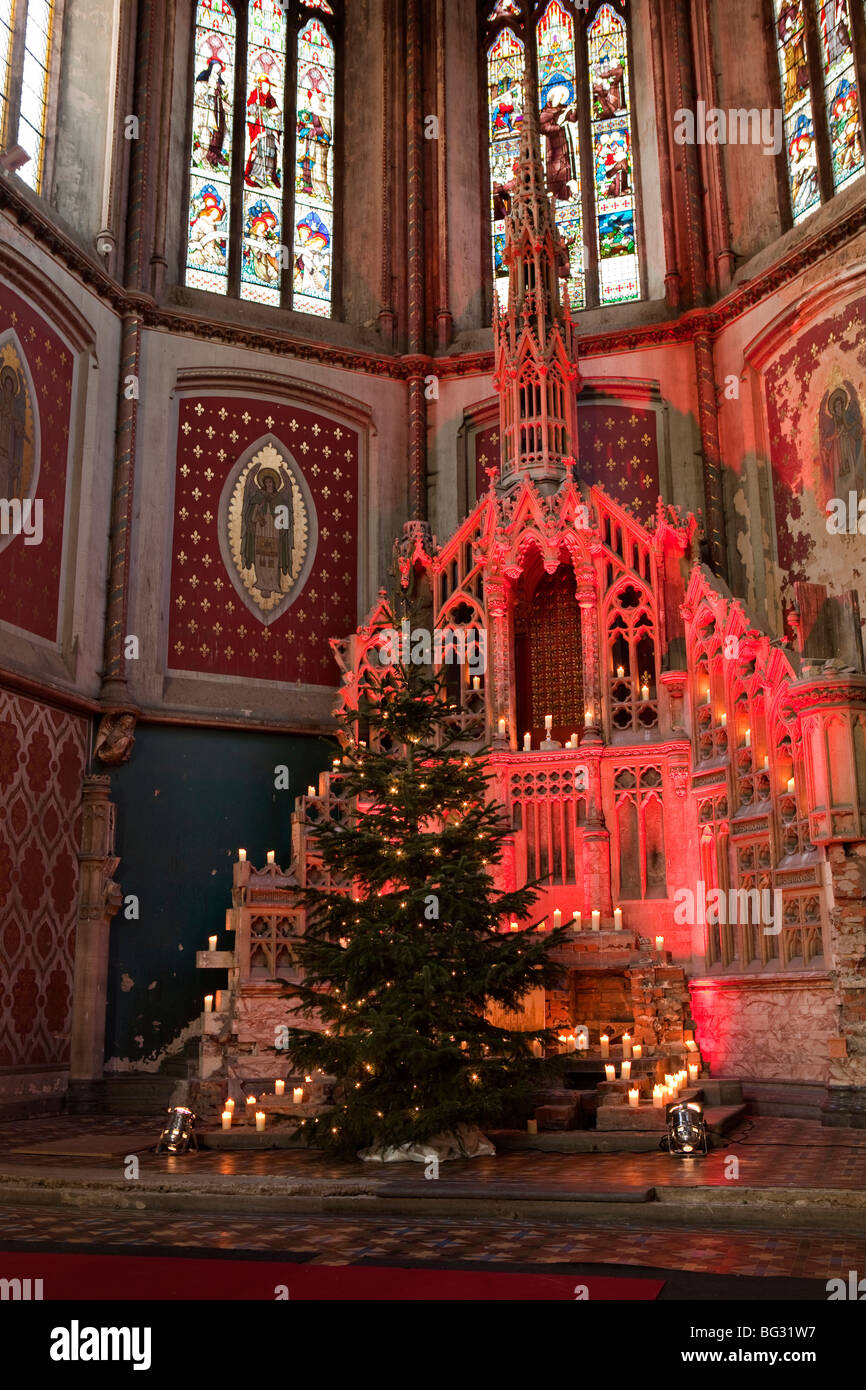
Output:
left=218, top=433, right=318, bottom=625
left=0, top=328, right=40, bottom=557
left=512, top=546, right=584, bottom=741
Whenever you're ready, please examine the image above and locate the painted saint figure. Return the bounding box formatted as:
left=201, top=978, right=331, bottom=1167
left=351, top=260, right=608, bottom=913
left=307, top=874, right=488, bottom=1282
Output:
left=245, top=74, right=282, bottom=188
left=187, top=184, right=228, bottom=271
left=777, top=4, right=810, bottom=115
left=241, top=466, right=293, bottom=597
left=244, top=201, right=282, bottom=285
left=296, top=78, right=332, bottom=202
left=193, top=56, right=229, bottom=169
left=591, top=52, right=626, bottom=120
left=820, top=383, right=866, bottom=501
left=0, top=363, right=28, bottom=502
left=539, top=84, right=580, bottom=202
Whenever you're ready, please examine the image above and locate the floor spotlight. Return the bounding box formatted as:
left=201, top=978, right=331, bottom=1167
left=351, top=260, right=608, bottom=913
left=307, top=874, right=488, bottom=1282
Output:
left=156, top=1106, right=198, bottom=1154
left=664, top=1100, right=708, bottom=1157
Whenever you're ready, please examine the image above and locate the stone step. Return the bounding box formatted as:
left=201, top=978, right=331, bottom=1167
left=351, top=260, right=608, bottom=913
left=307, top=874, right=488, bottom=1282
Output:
left=699, top=1076, right=744, bottom=1105
left=65, top=1076, right=180, bottom=1117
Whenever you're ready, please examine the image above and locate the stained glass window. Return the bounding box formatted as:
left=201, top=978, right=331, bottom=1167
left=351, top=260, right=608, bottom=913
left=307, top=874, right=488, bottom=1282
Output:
left=17, top=0, right=53, bottom=189
left=486, top=1, right=641, bottom=311
left=242, top=0, right=286, bottom=306
left=185, top=0, right=338, bottom=315
left=187, top=0, right=237, bottom=293
left=292, top=15, right=335, bottom=316
left=487, top=0, right=521, bottom=16
left=773, top=1, right=864, bottom=221
left=586, top=2, right=639, bottom=304
left=774, top=1, right=820, bottom=222
left=0, top=0, right=14, bottom=150
left=816, top=1, right=863, bottom=190
left=487, top=26, right=525, bottom=306
left=537, top=1, right=583, bottom=309
left=0, top=0, right=57, bottom=192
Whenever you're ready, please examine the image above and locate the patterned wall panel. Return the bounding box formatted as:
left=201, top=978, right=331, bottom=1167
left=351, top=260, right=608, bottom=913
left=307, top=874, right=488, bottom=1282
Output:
left=0, top=690, right=86, bottom=1068
left=469, top=401, right=660, bottom=525
left=0, top=279, right=74, bottom=641
left=577, top=400, right=659, bottom=527
left=168, top=396, right=358, bottom=685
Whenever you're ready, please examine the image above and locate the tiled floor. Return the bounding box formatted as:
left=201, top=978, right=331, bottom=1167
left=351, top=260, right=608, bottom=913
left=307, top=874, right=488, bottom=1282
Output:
left=1, top=1113, right=865, bottom=1193
left=0, top=1201, right=863, bottom=1281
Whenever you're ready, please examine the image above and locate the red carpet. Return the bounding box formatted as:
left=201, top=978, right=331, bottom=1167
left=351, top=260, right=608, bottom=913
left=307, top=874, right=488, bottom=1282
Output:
left=0, top=1250, right=663, bottom=1300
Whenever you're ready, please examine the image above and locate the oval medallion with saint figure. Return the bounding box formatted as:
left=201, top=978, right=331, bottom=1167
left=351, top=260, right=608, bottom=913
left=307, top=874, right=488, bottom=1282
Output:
left=218, top=435, right=318, bottom=624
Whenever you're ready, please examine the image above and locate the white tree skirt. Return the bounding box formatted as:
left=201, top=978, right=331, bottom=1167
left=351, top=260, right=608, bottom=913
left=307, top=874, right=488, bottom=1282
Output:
left=358, top=1123, right=495, bottom=1163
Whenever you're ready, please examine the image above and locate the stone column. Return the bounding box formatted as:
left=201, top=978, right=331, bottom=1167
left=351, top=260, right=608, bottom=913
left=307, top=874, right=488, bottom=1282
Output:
left=69, top=777, right=122, bottom=1084
left=576, top=565, right=602, bottom=745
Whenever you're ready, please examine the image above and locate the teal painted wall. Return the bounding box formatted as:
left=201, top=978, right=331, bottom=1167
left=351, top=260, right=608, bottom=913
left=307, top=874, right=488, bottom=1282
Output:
left=105, top=723, right=333, bottom=1064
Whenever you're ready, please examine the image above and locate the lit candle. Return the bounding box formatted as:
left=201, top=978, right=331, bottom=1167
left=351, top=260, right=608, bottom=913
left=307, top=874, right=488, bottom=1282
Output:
left=787, top=777, right=795, bottom=794
left=498, top=717, right=506, bottom=738
left=689, top=1062, right=699, bottom=1082
left=720, top=711, right=727, bottom=727
left=245, top=1096, right=256, bottom=1122
left=614, top=907, right=623, bottom=931
left=622, top=1032, right=632, bottom=1059
left=531, top=1039, right=542, bottom=1058
left=621, top=1060, right=632, bottom=1081
left=569, top=733, right=578, bottom=748
left=745, top=727, right=751, bottom=747
left=628, top=1087, right=640, bottom=1108
left=509, top=919, right=518, bottom=932
left=685, top=1039, right=698, bottom=1052
left=655, top=935, right=664, bottom=954
left=553, top=909, right=562, bottom=930
left=293, top=1086, right=304, bottom=1104
left=572, top=910, right=581, bottom=929
left=266, top=850, right=275, bottom=864
left=275, top=1079, right=285, bottom=1096
left=600, top=1033, right=609, bottom=1058
left=576, top=1027, right=589, bottom=1051
left=523, top=732, right=531, bottom=752
left=653, top=1085, right=664, bottom=1108
left=584, top=707, right=593, bottom=728
left=763, top=755, right=769, bottom=770
left=307, top=785, right=316, bottom=797
left=605, top=1063, right=615, bottom=1082
left=616, top=665, right=625, bottom=678
left=238, top=848, right=246, bottom=862
left=221, top=1109, right=232, bottom=1130
left=204, top=994, right=213, bottom=1013
left=641, top=683, right=649, bottom=701
left=544, top=714, right=553, bottom=732
left=592, top=910, right=600, bottom=931
left=566, top=1034, right=577, bottom=1054
left=255, top=1111, right=266, bottom=1132
left=632, top=1043, right=642, bottom=1060
left=473, top=676, right=481, bottom=691
left=225, top=1098, right=235, bottom=1113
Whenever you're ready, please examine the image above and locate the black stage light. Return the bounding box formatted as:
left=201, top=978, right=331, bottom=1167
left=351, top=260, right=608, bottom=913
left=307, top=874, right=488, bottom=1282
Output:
left=665, top=1100, right=708, bottom=1156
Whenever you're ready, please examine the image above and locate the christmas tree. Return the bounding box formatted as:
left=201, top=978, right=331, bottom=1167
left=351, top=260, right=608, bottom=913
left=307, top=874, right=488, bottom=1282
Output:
left=283, top=647, right=570, bottom=1158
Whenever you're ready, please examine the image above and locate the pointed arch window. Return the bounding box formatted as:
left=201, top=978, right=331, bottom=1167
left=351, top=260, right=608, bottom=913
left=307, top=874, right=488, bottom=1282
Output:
left=770, top=1, right=865, bottom=224
left=0, top=0, right=58, bottom=192
left=482, top=0, right=641, bottom=311
left=185, top=0, right=339, bottom=316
